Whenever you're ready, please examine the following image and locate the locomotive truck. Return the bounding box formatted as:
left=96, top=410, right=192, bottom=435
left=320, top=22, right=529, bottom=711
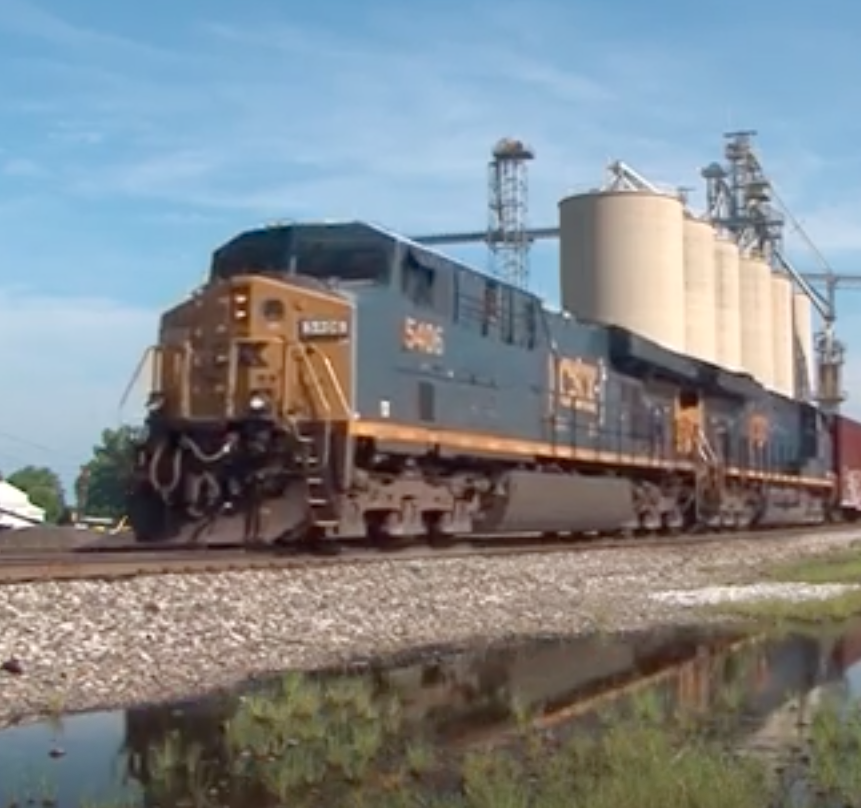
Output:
left=126, top=220, right=859, bottom=547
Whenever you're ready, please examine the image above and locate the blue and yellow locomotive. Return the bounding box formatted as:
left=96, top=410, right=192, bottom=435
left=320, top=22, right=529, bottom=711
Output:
left=127, top=221, right=834, bottom=546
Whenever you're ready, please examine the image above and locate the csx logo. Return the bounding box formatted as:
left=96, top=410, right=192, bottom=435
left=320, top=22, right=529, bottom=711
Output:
left=556, top=357, right=599, bottom=413
left=402, top=317, right=444, bottom=356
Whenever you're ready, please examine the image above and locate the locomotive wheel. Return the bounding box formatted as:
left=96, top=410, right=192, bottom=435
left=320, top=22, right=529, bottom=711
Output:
left=126, top=482, right=171, bottom=543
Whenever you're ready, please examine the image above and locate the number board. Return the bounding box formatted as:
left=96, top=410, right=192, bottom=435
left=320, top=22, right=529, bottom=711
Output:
left=298, top=318, right=350, bottom=340
left=402, top=316, right=444, bottom=356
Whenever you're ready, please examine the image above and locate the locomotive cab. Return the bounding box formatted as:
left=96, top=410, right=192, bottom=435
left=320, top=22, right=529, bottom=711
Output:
left=129, top=271, right=355, bottom=545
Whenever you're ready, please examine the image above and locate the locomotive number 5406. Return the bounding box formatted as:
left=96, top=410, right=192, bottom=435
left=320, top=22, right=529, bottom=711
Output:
left=402, top=317, right=445, bottom=356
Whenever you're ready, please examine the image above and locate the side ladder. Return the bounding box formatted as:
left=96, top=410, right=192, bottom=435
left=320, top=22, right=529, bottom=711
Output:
left=694, top=427, right=725, bottom=520
left=290, top=345, right=351, bottom=533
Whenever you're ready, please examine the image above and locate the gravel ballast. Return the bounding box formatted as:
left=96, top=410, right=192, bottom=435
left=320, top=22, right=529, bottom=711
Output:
left=0, top=531, right=859, bottom=727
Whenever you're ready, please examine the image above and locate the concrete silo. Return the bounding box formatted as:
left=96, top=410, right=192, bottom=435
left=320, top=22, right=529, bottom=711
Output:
left=713, top=236, right=742, bottom=371
left=559, top=190, right=685, bottom=352
left=792, top=291, right=815, bottom=400
left=682, top=216, right=717, bottom=364
left=770, top=271, right=795, bottom=397
left=738, top=254, right=774, bottom=388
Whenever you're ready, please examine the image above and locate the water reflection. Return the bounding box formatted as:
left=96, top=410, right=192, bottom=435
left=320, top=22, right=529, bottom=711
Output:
left=1, top=623, right=859, bottom=807
left=0, top=711, right=139, bottom=806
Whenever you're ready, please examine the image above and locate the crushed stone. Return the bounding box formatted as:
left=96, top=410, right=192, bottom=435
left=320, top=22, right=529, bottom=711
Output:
left=0, top=529, right=859, bottom=727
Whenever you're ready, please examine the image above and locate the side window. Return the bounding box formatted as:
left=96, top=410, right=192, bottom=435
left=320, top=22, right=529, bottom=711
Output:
left=524, top=301, right=537, bottom=349
left=482, top=280, right=499, bottom=336
left=501, top=287, right=515, bottom=344
left=402, top=254, right=435, bottom=309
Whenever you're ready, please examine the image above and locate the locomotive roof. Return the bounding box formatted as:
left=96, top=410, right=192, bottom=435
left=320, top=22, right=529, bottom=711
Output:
left=215, top=219, right=442, bottom=255
left=213, top=220, right=537, bottom=297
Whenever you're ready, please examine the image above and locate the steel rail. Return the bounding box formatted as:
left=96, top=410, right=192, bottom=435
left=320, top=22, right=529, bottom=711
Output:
left=0, top=523, right=857, bottom=585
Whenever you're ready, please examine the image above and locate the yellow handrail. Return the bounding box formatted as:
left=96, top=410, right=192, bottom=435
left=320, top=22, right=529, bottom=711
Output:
left=317, top=352, right=351, bottom=416
left=291, top=344, right=333, bottom=417
left=292, top=344, right=351, bottom=420
left=118, top=346, right=160, bottom=422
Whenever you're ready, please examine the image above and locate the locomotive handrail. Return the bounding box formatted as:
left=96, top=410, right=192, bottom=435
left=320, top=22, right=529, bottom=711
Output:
left=696, top=427, right=719, bottom=466
left=291, top=343, right=341, bottom=470
left=118, top=345, right=162, bottom=422
left=226, top=337, right=240, bottom=418
left=291, top=344, right=351, bottom=421
left=180, top=340, right=191, bottom=418
left=291, top=343, right=333, bottom=418
left=316, top=353, right=351, bottom=418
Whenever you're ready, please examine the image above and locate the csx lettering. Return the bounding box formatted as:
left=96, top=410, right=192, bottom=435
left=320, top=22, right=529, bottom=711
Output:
left=556, top=357, right=598, bottom=413
left=403, top=317, right=444, bottom=355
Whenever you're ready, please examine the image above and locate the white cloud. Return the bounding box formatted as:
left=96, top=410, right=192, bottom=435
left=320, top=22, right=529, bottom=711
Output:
left=0, top=289, right=157, bottom=486
left=12, top=6, right=717, bottom=233
left=5, top=1, right=857, bottom=241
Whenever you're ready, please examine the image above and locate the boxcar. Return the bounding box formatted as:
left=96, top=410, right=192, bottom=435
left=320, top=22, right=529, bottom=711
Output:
left=833, top=414, right=861, bottom=517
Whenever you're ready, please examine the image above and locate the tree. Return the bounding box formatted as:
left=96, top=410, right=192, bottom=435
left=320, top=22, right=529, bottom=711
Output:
left=6, top=466, right=67, bottom=524
left=76, top=426, right=142, bottom=520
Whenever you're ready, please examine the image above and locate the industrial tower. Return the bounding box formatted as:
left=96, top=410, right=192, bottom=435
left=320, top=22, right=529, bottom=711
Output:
left=701, top=130, right=785, bottom=259
left=701, top=131, right=845, bottom=412
left=487, top=138, right=535, bottom=288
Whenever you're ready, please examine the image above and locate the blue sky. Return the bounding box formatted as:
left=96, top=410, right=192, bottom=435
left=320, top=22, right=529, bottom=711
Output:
left=2, top=0, right=861, bottom=490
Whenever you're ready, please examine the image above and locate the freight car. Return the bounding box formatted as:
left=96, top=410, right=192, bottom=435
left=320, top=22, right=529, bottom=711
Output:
left=832, top=414, right=861, bottom=520
left=127, top=221, right=838, bottom=547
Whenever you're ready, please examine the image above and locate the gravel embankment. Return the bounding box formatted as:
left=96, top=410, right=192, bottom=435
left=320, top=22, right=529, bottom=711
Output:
left=0, top=531, right=858, bottom=726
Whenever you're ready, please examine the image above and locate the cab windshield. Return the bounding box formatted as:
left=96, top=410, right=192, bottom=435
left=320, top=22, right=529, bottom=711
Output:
left=210, top=224, right=393, bottom=285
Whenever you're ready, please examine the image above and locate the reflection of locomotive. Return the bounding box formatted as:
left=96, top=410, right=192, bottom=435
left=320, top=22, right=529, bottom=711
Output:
left=829, top=620, right=861, bottom=673
left=127, top=220, right=860, bottom=547
left=375, top=629, right=730, bottom=738
left=120, top=630, right=718, bottom=770
left=377, top=637, right=637, bottom=734
left=671, top=632, right=830, bottom=720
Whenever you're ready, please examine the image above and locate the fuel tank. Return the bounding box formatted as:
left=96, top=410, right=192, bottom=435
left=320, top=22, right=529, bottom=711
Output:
left=475, top=470, right=636, bottom=534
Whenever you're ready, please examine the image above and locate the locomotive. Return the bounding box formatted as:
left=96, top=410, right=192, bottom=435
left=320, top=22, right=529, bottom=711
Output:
left=127, top=220, right=855, bottom=547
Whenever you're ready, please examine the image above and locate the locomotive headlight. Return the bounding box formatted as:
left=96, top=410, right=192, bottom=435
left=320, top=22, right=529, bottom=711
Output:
left=248, top=392, right=268, bottom=412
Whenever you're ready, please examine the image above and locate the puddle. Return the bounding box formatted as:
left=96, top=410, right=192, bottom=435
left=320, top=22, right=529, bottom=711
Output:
left=0, top=623, right=858, bottom=807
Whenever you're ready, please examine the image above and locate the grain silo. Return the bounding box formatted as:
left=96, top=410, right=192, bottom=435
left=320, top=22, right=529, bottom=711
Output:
left=770, top=270, right=795, bottom=397
left=713, top=236, right=742, bottom=371
left=682, top=216, right=717, bottom=364
left=559, top=190, right=685, bottom=352
left=792, top=291, right=815, bottom=400
left=738, top=254, right=774, bottom=388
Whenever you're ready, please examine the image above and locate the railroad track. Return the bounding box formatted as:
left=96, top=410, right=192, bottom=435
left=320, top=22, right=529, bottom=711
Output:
left=0, top=523, right=857, bottom=585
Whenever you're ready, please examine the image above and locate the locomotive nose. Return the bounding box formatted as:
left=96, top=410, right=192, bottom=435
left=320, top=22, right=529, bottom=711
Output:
left=129, top=270, right=355, bottom=546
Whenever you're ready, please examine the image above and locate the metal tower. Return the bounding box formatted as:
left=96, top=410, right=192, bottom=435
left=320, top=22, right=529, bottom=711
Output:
left=701, top=131, right=844, bottom=412
left=702, top=130, right=785, bottom=260
left=487, top=138, right=535, bottom=288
